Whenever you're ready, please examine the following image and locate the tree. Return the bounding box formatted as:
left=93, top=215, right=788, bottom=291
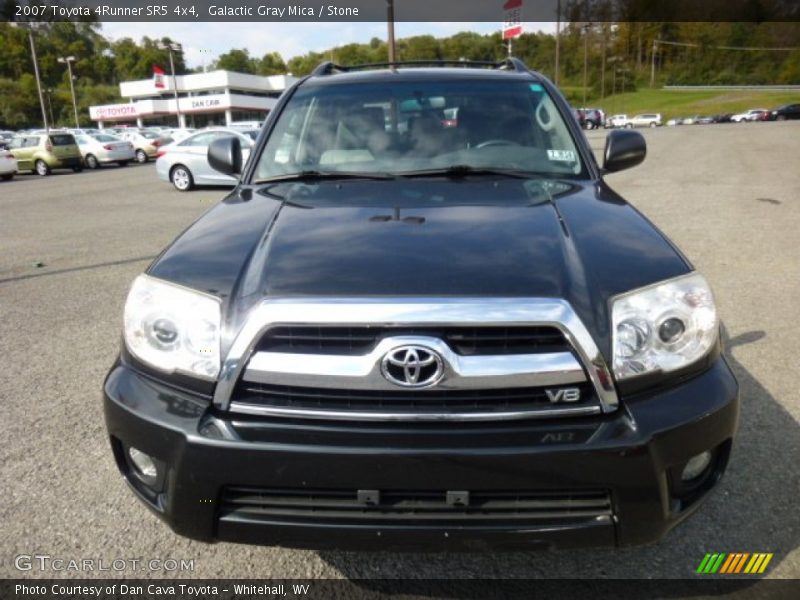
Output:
left=257, top=52, right=287, bottom=75
left=214, top=49, right=256, bottom=74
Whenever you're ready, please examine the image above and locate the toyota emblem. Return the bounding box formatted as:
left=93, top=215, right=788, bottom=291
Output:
left=380, top=345, right=444, bottom=388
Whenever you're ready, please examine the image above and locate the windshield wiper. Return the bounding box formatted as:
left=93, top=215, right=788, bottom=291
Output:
left=254, top=170, right=395, bottom=184
left=397, top=165, right=545, bottom=180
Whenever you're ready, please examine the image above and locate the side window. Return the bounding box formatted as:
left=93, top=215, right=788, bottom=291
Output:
left=25, top=137, right=40, bottom=148
left=9, top=138, right=23, bottom=149
left=180, top=132, right=221, bottom=147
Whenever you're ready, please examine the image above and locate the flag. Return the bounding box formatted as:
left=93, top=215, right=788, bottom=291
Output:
left=503, top=0, right=523, bottom=40
left=153, top=65, right=165, bottom=89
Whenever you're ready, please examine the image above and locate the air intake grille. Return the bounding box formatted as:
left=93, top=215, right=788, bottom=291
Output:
left=220, top=487, right=613, bottom=524
left=233, top=382, right=597, bottom=417
left=256, top=325, right=569, bottom=356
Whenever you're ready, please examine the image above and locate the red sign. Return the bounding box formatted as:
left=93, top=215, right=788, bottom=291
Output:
left=503, top=0, right=523, bottom=40
left=153, top=65, right=165, bottom=89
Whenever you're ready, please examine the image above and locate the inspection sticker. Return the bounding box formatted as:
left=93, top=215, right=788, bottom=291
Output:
left=547, top=149, right=576, bottom=162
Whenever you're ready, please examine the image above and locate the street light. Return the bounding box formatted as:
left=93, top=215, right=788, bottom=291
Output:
left=58, top=56, right=80, bottom=128
left=10, top=23, right=48, bottom=131
left=156, top=41, right=183, bottom=127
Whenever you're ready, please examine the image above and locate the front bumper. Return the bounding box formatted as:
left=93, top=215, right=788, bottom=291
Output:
left=103, top=357, right=739, bottom=551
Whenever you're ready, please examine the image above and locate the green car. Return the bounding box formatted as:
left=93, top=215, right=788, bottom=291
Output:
left=7, top=132, right=83, bottom=176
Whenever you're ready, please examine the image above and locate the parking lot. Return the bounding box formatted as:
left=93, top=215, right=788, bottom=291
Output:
left=1, top=122, right=799, bottom=579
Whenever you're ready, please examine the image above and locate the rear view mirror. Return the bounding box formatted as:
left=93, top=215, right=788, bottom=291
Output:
left=603, top=129, right=646, bottom=173
left=208, top=136, right=242, bottom=176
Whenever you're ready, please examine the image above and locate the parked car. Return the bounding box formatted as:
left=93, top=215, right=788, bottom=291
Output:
left=6, top=132, right=82, bottom=175
left=0, top=149, right=17, bottom=180
left=155, top=128, right=258, bottom=191
left=767, top=103, right=800, bottom=121
left=163, top=128, right=196, bottom=143
left=74, top=133, right=136, bottom=168
left=605, top=113, right=629, bottom=128
left=666, top=117, right=683, bottom=126
left=628, top=113, right=662, bottom=128
left=579, top=107, right=604, bottom=129
left=711, top=114, right=732, bottom=123
left=118, top=130, right=172, bottom=163
left=105, top=58, right=739, bottom=552
left=731, top=109, right=768, bottom=123
left=0, top=130, right=15, bottom=150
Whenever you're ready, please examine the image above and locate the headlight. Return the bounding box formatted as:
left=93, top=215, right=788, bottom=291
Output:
left=123, top=274, right=221, bottom=380
left=611, top=273, right=718, bottom=380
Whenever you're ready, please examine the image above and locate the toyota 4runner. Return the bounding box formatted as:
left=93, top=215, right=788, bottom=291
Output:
left=104, top=59, right=739, bottom=551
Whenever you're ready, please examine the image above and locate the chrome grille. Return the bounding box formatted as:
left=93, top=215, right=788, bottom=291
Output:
left=213, top=298, right=619, bottom=420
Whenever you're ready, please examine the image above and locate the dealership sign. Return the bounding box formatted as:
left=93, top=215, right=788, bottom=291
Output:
left=503, top=0, right=523, bottom=40
left=89, top=104, right=139, bottom=120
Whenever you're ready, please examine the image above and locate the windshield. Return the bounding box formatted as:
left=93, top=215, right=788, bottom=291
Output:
left=254, top=78, right=584, bottom=180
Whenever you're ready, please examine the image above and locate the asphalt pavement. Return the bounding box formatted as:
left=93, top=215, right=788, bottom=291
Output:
left=1, top=122, right=798, bottom=579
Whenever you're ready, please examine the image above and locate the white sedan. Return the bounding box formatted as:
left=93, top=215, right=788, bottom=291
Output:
left=731, top=108, right=768, bottom=123
left=74, top=133, right=135, bottom=168
left=0, top=149, right=18, bottom=180
left=155, top=128, right=257, bottom=191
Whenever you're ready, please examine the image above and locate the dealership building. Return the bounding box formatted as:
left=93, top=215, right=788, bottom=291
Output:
left=88, top=70, right=297, bottom=129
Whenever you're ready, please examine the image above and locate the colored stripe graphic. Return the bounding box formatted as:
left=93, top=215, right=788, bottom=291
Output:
left=700, top=553, right=774, bottom=575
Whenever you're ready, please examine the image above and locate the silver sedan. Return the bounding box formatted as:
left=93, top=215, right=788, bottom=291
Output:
left=155, top=128, right=258, bottom=191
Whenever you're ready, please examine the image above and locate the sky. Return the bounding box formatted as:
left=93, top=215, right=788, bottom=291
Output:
left=101, top=22, right=557, bottom=70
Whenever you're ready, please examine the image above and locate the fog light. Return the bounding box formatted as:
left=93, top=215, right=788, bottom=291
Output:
left=128, top=447, right=158, bottom=485
left=681, top=451, right=712, bottom=481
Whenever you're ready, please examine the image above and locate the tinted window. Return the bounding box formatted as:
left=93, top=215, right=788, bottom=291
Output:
left=255, top=79, right=584, bottom=180
left=50, top=134, right=76, bottom=146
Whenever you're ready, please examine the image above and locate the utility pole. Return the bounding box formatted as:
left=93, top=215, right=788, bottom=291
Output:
left=157, top=41, right=183, bottom=127
left=582, top=24, right=590, bottom=107
left=600, top=33, right=606, bottom=99
left=58, top=56, right=80, bottom=128
left=554, top=0, right=561, bottom=85
left=386, top=0, right=396, bottom=64
left=650, top=39, right=658, bottom=87
left=45, top=89, right=55, bottom=126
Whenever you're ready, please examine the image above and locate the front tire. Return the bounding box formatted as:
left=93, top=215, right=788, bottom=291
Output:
left=135, top=149, right=148, bottom=164
left=1, top=173, right=13, bottom=181
left=626, top=123, right=633, bottom=129
left=85, top=154, right=99, bottom=169
left=776, top=115, right=787, bottom=121
left=170, top=165, right=194, bottom=192
left=650, top=122, right=657, bottom=128
left=35, top=160, right=50, bottom=176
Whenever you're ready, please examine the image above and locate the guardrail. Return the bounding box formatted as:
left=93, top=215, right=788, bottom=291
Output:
left=664, top=85, right=800, bottom=92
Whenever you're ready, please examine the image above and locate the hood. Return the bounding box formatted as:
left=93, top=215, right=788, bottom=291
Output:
left=148, top=178, right=690, bottom=357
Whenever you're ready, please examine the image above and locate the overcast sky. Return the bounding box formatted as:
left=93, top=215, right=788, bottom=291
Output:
left=101, top=22, right=556, bottom=70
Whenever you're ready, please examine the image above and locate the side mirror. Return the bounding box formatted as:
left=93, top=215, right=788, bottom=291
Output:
left=603, top=129, right=646, bottom=173
left=208, top=136, right=242, bottom=176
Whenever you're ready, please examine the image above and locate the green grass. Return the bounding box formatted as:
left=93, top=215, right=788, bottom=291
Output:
left=578, top=88, right=799, bottom=120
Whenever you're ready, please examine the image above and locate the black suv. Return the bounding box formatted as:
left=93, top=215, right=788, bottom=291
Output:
left=104, top=59, right=739, bottom=551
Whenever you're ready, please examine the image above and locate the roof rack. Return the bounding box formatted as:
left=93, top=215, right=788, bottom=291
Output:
left=311, top=57, right=529, bottom=77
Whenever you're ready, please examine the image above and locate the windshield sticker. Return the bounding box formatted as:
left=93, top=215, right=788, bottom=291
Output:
left=547, top=149, right=576, bottom=162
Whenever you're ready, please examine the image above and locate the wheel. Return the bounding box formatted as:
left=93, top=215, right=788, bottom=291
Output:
left=117, top=161, right=129, bottom=167
left=1, top=173, right=12, bottom=181
left=626, top=123, right=634, bottom=129
left=170, top=165, right=194, bottom=191
left=135, top=149, right=148, bottom=163
left=35, top=160, right=50, bottom=176
left=72, top=165, right=83, bottom=173
left=586, top=121, right=594, bottom=130
left=85, top=154, right=99, bottom=169
left=649, top=122, right=657, bottom=128
left=776, top=115, right=786, bottom=121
